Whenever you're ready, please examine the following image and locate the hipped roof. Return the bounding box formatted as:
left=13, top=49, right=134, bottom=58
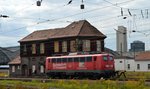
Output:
left=19, top=20, right=106, bottom=42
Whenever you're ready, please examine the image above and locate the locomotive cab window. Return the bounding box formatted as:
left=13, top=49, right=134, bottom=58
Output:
left=109, top=56, right=113, bottom=61
left=103, top=56, right=108, bottom=61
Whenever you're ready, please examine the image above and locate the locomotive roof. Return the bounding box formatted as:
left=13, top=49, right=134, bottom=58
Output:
left=47, top=53, right=113, bottom=59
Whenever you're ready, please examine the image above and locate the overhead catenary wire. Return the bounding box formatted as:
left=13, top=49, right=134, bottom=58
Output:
left=0, top=0, right=150, bottom=49
left=1, top=0, right=149, bottom=38
left=7, top=0, right=135, bottom=32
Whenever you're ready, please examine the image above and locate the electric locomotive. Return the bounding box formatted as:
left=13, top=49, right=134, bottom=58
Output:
left=45, top=53, right=115, bottom=79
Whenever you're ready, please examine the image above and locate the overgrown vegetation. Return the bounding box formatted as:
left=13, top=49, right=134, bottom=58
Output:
left=0, top=71, right=150, bottom=89
left=0, top=79, right=150, bottom=89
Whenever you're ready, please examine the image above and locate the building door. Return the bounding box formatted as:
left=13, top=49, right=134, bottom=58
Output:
left=22, top=64, right=28, bottom=76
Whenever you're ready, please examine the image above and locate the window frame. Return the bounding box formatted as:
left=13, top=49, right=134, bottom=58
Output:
left=40, top=43, right=45, bottom=54
left=32, top=44, right=36, bottom=54
left=127, top=64, right=130, bottom=70
left=137, top=64, right=140, bottom=70
left=12, top=66, right=15, bottom=72
left=148, top=64, right=150, bottom=70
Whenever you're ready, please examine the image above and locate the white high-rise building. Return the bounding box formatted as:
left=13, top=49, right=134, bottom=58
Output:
left=116, top=26, right=127, bottom=55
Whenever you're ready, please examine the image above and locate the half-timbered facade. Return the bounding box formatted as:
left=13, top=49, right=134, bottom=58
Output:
left=18, top=20, right=106, bottom=77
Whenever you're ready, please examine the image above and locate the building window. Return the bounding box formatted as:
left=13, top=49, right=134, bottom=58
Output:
left=40, top=65, right=44, bottom=73
left=148, top=64, right=150, bottom=70
left=120, top=61, right=122, bottom=63
left=62, top=41, right=67, bottom=52
left=32, top=44, right=36, bottom=54
left=127, top=64, right=130, bottom=70
left=70, top=40, right=76, bottom=52
left=17, top=65, right=20, bottom=70
left=91, top=40, right=96, bottom=51
left=83, top=40, right=90, bottom=51
left=137, top=64, right=140, bottom=70
left=23, top=44, right=27, bottom=52
left=97, top=40, right=101, bottom=52
left=12, top=66, right=15, bottom=72
left=40, top=43, right=45, bottom=54
left=32, top=65, right=36, bottom=73
left=54, top=41, right=59, bottom=52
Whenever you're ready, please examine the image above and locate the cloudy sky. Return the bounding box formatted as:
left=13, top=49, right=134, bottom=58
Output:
left=0, top=0, right=150, bottom=51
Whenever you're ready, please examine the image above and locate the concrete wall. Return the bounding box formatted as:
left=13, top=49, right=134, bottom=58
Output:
left=135, top=61, right=150, bottom=71
left=115, top=58, right=150, bottom=72
left=114, top=59, right=135, bottom=71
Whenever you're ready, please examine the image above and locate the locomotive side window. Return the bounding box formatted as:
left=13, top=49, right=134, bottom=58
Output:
left=62, top=58, right=67, bottom=62
left=109, top=56, right=113, bottom=61
left=80, top=57, right=85, bottom=62
left=103, top=56, right=108, bottom=61
left=86, top=57, right=92, bottom=62
left=68, top=58, right=73, bottom=62
left=57, top=58, right=61, bottom=63
left=52, top=58, right=57, bottom=63
left=74, top=57, right=79, bottom=62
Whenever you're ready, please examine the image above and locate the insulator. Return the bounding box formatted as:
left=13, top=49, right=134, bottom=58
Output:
left=37, top=1, right=41, bottom=6
left=123, top=17, right=127, bottom=19
left=80, top=4, right=84, bottom=9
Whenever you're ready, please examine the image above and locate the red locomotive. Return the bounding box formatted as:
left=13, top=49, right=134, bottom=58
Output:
left=45, top=53, right=115, bottom=79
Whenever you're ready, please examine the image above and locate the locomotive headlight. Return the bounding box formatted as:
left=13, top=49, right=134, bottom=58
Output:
left=105, top=65, right=109, bottom=68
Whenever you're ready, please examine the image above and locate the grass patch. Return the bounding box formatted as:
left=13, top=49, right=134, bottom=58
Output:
left=0, top=79, right=150, bottom=89
left=119, top=71, right=150, bottom=79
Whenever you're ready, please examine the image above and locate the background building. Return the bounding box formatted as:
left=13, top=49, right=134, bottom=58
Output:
left=0, top=46, right=19, bottom=65
left=116, top=26, right=127, bottom=56
left=134, top=51, right=150, bottom=71
left=129, top=40, right=145, bottom=52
